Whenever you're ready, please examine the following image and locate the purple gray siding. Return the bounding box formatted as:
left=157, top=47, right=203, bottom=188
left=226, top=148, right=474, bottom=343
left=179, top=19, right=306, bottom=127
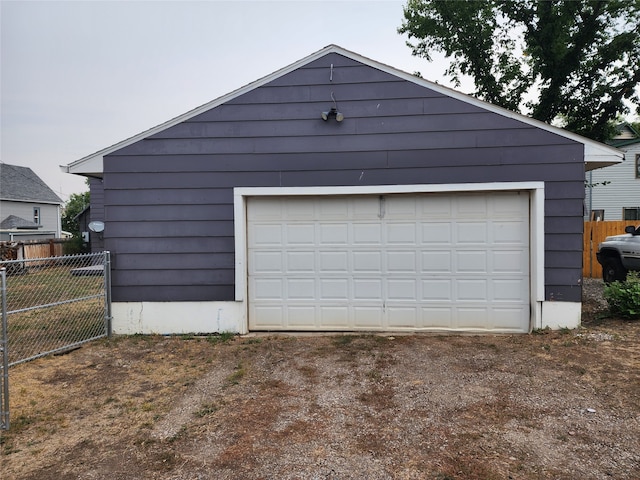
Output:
left=102, top=52, right=584, bottom=303
left=89, top=178, right=105, bottom=252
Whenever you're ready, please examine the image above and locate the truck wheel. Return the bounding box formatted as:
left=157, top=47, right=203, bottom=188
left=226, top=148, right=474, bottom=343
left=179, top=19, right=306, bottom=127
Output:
left=602, top=257, right=627, bottom=284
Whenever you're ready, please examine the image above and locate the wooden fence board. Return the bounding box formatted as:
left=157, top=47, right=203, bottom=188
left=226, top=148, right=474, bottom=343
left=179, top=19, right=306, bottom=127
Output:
left=583, top=221, right=635, bottom=278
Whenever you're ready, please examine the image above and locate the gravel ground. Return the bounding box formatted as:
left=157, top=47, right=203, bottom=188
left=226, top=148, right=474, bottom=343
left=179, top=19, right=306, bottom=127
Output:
left=2, top=278, right=639, bottom=480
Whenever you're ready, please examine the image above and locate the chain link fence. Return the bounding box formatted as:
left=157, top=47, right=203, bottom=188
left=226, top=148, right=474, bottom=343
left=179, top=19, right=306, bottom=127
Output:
left=0, top=251, right=111, bottom=430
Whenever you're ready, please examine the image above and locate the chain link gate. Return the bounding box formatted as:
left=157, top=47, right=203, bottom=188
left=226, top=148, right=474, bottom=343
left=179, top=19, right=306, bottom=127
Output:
left=0, top=251, right=111, bottom=430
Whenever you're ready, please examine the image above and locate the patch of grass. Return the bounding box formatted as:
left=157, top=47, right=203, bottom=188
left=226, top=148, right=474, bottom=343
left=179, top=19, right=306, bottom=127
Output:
left=333, top=335, right=354, bottom=346
left=194, top=402, right=218, bottom=418
left=532, top=327, right=552, bottom=335
left=207, top=331, right=235, bottom=345
left=226, top=363, right=246, bottom=385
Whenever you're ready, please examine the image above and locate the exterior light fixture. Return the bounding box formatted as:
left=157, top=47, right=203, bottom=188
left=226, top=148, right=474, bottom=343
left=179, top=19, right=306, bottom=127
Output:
left=322, top=92, right=344, bottom=122
left=321, top=107, right=344, bottom=122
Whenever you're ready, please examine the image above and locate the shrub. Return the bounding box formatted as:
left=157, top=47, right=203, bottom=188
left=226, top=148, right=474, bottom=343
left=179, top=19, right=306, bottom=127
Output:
left=603, top=271, right=640, bottom=319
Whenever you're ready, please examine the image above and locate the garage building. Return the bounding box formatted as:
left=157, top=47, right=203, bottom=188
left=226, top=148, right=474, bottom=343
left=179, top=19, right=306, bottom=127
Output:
left=63, top=45, right=622, bottom=334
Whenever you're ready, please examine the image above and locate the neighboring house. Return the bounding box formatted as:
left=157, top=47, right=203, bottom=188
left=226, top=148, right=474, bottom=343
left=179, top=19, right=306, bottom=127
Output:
left=0, top=163, right=63, bottom=241
left=585, top=123, right=640, bottom=220
left=62, top=45, right=622, bottom=335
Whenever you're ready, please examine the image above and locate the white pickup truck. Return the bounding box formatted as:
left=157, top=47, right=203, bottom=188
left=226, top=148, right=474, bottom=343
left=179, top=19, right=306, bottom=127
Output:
left=597, top=225, right=640, bottom=283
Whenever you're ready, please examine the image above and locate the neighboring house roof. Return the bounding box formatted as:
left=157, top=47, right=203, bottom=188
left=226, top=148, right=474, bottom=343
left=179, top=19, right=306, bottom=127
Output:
left=612, top=122, right=640, bottom=141
left=0, top=163, right=63, bottom=204
left=73, top=205, right=90, bottom=222
left=62, top=44, right=622, bottom=176
left=0, top=215, right=40, bottom=230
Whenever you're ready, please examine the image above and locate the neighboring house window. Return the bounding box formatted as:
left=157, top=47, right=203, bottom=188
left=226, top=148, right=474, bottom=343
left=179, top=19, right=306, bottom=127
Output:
left=636, top=155, right=640, bottom=179
left=623, top=207, right=640, bottom=220
left=590, top=209, right=604, bottom=221
left=33, top=207, right=41, bottom=225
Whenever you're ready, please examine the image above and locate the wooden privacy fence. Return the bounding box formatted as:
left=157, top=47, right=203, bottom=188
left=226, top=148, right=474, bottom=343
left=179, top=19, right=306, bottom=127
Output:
left=583, top=221, right=635, bottom=279
left=0, top=239, right=68, bottom=263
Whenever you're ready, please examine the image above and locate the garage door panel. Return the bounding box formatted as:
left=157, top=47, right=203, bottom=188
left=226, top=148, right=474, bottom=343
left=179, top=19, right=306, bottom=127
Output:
left=492, top=307, right=529, bottom=330
left=492, top=221, right=528, bottom=243
left=319, top=251, right=349, bottom=272
left=353, top=223, right=382, bottom=244
left=286, top=224, right=315, bottom=245
left=319, top=224, right=349, bottom=244
left=353, top=251, right=382, bottom=272
left=353, top=197, right=380, bottom=217
left=387, top=251, right=417, bottom=272
left=492, top=279, right=527, bottom=302
left=251, top=224, right=282, bottom=245
left=251, top=305, right=285, bottom=328
left=319, top=198, right=350, bottom=219
left=388, top=279, right=417, bottom=300
left=285, top=251, right=315, bottom=272
left=353, top=279, right=383, bottom=299
left=287, top=279, right=316, bottom=299
left=419, top=196, right=452, bottom=218
left=251, top=278, right=284, bottom=300
left=493, top=250, right=528, bottom=273
left=387, top=223, right=417, bottom=244
left=456, top=222, right=488, bottom=243
left=320, top=279, right=349, bottom=300
left=422, top=251, right=452, bottom=272
left=422, top=279, right=453, bottom=301
left=320, top=306, right=350, bottom=327
left=248, top=192, right=530, bottom=332
left=287, top=306, right=317, bottom=328
left=457, top=307, right=489, bottom=328
left=386, top=196, right=417, bottom=217
left=420, top=307, right=453, bottom=327
left=421, top=223, right=452, bottom=243
left=388, top=307, right=418, bottom=327
left=456, top=251, right=488, bottom=273
left=355, top=308, right=383, bottom=328
left=250, top=251, right=283, bottom=274
left=457, top=279, right=488, bottom=301
left=456, top=196, right=488, bottom=216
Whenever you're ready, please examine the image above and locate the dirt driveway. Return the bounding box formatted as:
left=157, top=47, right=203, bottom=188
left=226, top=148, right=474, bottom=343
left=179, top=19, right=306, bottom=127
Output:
left=2, top=280, right=639, bottom=479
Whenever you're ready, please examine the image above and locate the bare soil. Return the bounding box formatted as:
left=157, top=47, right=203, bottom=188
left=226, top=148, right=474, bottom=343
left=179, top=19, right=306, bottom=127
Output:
left=2, top=279, right=639, bottom=479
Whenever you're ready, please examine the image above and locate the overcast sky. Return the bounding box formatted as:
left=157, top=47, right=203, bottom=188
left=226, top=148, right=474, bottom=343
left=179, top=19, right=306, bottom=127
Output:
left=1, top=0, right=470, bottom=202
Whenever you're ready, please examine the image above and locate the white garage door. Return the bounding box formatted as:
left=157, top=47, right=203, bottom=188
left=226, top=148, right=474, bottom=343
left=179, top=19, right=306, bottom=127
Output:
left=247, top=192, right=530, bottom=332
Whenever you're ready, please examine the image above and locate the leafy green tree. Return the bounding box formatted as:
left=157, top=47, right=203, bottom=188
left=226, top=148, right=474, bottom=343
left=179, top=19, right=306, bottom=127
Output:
left=399, top=0, right=640, bottom=141
left=62, top=191, right=90, bottom=253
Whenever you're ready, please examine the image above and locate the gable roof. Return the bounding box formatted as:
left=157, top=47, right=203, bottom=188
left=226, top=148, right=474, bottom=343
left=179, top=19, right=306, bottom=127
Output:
left=0, top=215, right=40, bottom=230
left=609, top=123, right=640, bottom=148
left=0, top=163, right=63, bottom=204
left=62, top=44, right=622, bottom=176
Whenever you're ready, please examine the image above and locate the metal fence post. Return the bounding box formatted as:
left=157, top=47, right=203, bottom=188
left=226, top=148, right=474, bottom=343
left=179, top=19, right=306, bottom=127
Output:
left=1, top=267, right=9, bottom=430
left=104, top=251, right=112, bottom=337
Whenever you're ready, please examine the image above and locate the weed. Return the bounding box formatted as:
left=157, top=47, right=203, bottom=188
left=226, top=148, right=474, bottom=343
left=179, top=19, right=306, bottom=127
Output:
left=333, top=335, right=354, bottom=346
left=604, top=272, right=640, bottom=319
left=226, top=363, right=245, bottom=385
left=532, top=327, right=551, bottom=335
left=207, top=331, right=235, bottom=345
left=194, top=402, right=218, bottom=418
left=572, top=365, right=587, bottom=375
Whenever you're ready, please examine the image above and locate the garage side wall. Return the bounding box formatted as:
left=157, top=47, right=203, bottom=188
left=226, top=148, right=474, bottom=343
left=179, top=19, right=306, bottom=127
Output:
left=102, top=53, right=584, bottom=304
